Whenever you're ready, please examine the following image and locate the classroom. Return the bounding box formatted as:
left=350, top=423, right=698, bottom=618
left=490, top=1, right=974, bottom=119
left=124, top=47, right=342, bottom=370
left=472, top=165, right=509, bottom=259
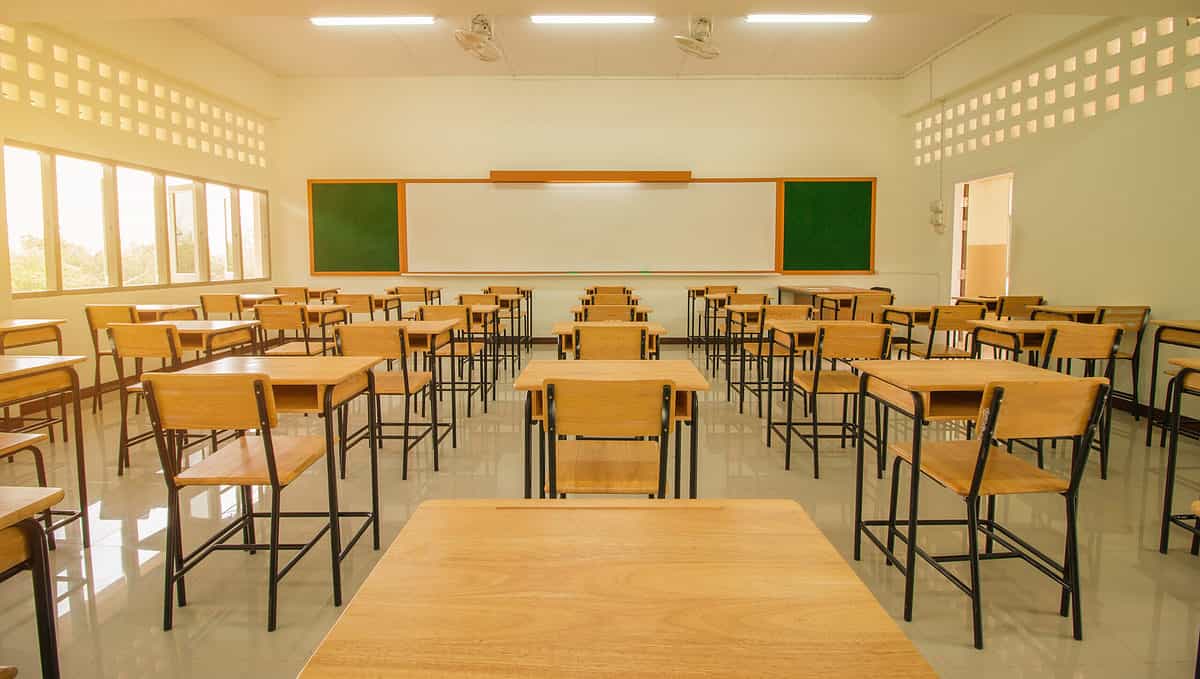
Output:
left=0, top=2, right=1196, bottom=678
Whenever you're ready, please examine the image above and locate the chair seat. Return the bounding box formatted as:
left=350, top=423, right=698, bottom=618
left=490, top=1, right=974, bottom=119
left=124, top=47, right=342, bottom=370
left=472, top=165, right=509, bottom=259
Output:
left=792, top=370, right=861, bottom=394
left=175, top=435, right=326, bottom=487
left=0, top=432, right=48, bottom=458
left=434, top=342, right=487, bottom=357
left=1191, top=500, right=1200, bottom=515
left=374, top=371, right=433, bottom=395
left=266, top=341, right=323, bottom=356
left=891, top=440, right=1069, bottom=497
left=927, top=345, right=973, bottom=359
left=550, top=439, right=661, bottom=495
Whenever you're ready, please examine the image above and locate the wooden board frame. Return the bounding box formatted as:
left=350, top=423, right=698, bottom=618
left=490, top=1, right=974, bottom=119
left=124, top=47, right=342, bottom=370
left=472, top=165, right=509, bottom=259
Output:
left=307, top=174, right=876, bottom=276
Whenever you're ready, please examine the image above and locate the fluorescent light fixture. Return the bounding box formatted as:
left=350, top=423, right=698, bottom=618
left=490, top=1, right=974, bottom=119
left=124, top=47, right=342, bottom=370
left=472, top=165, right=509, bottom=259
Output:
left=530, top=15, right=656, bottom=24
left=745, top=14, right=872, bottom=24
left=310, top=16, right=436, bottom=27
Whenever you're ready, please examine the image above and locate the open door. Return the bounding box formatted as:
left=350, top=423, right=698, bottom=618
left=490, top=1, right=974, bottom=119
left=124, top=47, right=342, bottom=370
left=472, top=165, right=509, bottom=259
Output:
left=952, top=173, right=1013, bottom=298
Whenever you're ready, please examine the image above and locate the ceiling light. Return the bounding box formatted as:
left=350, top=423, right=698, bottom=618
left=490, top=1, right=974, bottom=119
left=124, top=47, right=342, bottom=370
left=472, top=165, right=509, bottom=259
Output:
left=310, top=16, right=436, bottom=27
left=530, top=15, right=656, bottom=25
left=745, top=14, right=872, bottom=24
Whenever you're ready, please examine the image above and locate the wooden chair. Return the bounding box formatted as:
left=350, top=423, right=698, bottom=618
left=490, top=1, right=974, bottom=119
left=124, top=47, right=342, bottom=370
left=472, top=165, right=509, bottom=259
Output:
left=1096, top=306, right=1151, bottom=419
left=273, top=286, right=309, bottom=304
left=0, top=433, right=53, bottom=538
left=851, top=292, right=894, bottom=322
left=588, top=285, right=631, bottom=295
left=108, top=323, right=185, bottom=476
left=702, top=286, right=739, bottom=371
left=143, top=372, right=359, bottom=632
left=255, top=305, right=323, bottom=356
left=388, top=286, right=433, bottom=304
left=739, top=305, right=814, bottom=416
left=996, top=295, right=1045, bottom=320
left=886, top=378, right=1108, bottom=649
left=333, top=293, right=378, bottom=322
left=484, top=285, right=529, bottom=348
left=780, top=324, right=891, bottom=478
left=545, top=379, right=672, bottom=497
left=200, top=294, right=244, bottom=320
left=420, top=305, right=489, bottom=417
left=459, top=293, right=518, bottom=374
left=588, top=293, right=634, bottom=306
left=0, top=487, right=62, bottom=679
left=574, top=326, right=647, bottom=360
left=335, top=325, right=444, bottom=480
left=1038, top=323, right=1124, bottom=479
left=1160, top=363, right=1200, bottom=555
left=83, top=304, right=137, bottom=412
left=920, top=304, right=986, bottom=359
left=584, top=305, right=637, bottom=322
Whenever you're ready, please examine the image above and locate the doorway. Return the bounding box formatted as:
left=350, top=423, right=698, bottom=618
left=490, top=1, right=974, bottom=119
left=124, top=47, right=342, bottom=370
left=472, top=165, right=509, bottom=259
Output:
left=951, top=173, right=1013, bottom=299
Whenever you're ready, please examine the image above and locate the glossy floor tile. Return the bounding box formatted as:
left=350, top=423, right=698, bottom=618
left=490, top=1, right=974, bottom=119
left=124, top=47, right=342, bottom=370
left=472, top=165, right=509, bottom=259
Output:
left=0, top=346, right=1197, bottom=678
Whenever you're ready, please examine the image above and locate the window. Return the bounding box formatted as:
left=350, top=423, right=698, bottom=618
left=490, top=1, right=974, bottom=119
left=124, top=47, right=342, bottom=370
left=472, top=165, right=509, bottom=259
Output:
left=55, top=154, right=109, bottom=289
left=116, top=167, right=159, bottom=286
left=165, top=176, right=199, bottom=282
left=3, top=147, right=48, bottom=292
left=205, top=183, right=235, bottom=280
left=239, top=189, right=266, bottom=279
left=3, top=143, right=270, bottom=294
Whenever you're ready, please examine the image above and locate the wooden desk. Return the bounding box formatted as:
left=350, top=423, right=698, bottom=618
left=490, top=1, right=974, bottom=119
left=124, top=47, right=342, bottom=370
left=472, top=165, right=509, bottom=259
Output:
left=779, top=285, right=872, bottom=305
left=1145, top=320, right=1200, bottom=446
left=238, top=293, right=282, bottom=308
left=308, top=288, right=340, bottom=303
left=298, top=499, right=936, bottom=679
left=370, top=294, right=406, bottom=320
left=147, top=320, right=259, bottom=356
left=954, top=295, right=999, bottom=312
left=1030, top=305, right=1100, bottom=323
left=0, top=356, right=89, bottom=547
left=848, top=359, right=1077, bottom=618
left=134, top=304, right=199, bottom=322
left=299, top=304, right=350, bottom=349
left=176, top=355, right=383, bottom=597
left=514, top=360, right=710, bottom=499
left=0, top=319, right=65, bottom=355
left=0, top=485, right=65, bottom=679
left=570, top=305, right=652, bottom=321
left=880, top=305, right=934, bottom=357
left=967, top=319, right=1074, bottom=360
left=578, top=294, right=641, bottom=304
left=551, top=321, right=667, bottom=359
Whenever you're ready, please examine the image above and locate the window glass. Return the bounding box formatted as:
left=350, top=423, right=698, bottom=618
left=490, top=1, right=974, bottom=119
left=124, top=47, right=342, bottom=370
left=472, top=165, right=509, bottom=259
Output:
left=206, top=183, right=235, bottom=280
left=116, top=166, right=158, bottom=286
left=165, top=175, right=198, bottom=281
left=3, top=146, right=48, bottom=292
left=239, top=189, right=266, bottom=278
left=55, top=154, right=109, bottom=289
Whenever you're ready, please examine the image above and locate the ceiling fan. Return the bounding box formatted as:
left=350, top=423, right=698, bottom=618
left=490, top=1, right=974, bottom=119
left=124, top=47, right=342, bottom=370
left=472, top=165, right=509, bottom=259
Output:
left=674, top=16, right=720, bottom=59
left=454, top=14, right=503, bottom=62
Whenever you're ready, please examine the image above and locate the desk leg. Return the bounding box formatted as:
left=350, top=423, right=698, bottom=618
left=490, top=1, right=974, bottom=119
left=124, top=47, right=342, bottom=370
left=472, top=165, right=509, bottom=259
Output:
left=18, top=517, right=59, bottom=679
left=430, top=354, right=441, bottom=471
left=322, top=392, right=344, bottom=607
left=1145, top=331, right=1162, bottom=446
left=901, top=409, right=924, bottom=622
left=366, top=376, right=381, bottom=550
left=689, top=396, right=700, bottom=499
left=523, top=393, right=532, bottom=499
left=853, top=376, right=867, bottom=561
left=1160, top=375, right=1181, bottom=553
left=674, top=420, right=683, bottom=499
left=69, top=372, right=89, bottom=548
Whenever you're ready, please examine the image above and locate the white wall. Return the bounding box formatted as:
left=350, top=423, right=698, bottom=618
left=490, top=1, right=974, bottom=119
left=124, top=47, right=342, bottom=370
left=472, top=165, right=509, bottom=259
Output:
left=274, top=76, right=938, bottom=335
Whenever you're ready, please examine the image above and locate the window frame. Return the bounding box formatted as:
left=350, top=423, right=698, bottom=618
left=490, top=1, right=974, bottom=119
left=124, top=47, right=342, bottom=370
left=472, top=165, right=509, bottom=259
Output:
left=2, top=140, right=271, bottom=297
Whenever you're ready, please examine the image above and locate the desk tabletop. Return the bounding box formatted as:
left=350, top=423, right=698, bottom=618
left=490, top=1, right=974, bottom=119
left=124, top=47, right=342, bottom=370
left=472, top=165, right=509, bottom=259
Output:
left=0, top=486, right=64, bottom=531
left=551, top=321, right=668, bottom=336
left=135, top=304, right=199, bottom=312
left=0, top=319, right=67, bottom=332
left=148, top=320, right=259, bottom=335
left=570, top=305, right=654, bottom=314
left=1030, top=305, right=1100, bottom=314
left=514, top=359, right=709, bottom=392
left=968, top=319, right=1080, bottom=333
left=765, top=319, right=879, bottom=334
left=954, top=295, right=997, bottom=304
left=1152, top=320, right=1200, bottom=332
left=177, top=356, right=381, bottom=385
left=239, top=293, right=282, bottom=302
left=849, top=359, right=1074, bottom=392
left=0, top=355, right=86, bottom=379
left=781, top=285, right=873, bottom=295
left=350, top=320, right=459, bottom=336
left=308, top=287, right=340, bottom=294
left=301, top=304, right=350, bottom=313
left=298, top=499, right=936, bottom=679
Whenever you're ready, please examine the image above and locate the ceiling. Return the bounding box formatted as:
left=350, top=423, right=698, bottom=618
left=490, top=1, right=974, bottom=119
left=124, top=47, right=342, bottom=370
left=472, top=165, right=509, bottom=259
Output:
left=182, top=13, right=997, bottom=77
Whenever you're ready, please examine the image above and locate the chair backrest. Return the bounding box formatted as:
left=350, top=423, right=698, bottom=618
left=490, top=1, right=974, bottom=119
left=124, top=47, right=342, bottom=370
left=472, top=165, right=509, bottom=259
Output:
left=200, top=294, right=242, bottom=318
left=997, top=295, right=1045, bottom=320
left=144, top=372, right=278, bottom=432
left=274, top=286, right=309, bottom=304
left=979, top=378, right=1109, bottom=441
left=108, top=323, right=183, bottom=362
left=1040, top=323, right=1123, bottom=363
left=589, top=293, right=632, bottom=306
left=389, top=286, right=429, bottom=303
left=575, top=326, right=646, bottom=360
left=1097, top=306, right=1150, bottom=336
left=931, top=304, right=986, bottom=332
left=704, top=285, right=737, bottom=294
left=762, top=305, right=813, bottom=322
left=484, top=286, right=521, bottom=294
left=852, top=292, right=894, bottom=322
left=870, top=286, right=892, bottom=293
left=419, top=304, right=470, bottom=330
left=459, top=293, right=498, bottom=306
left=727, top=293, right=769, bottom=306
left=255, top=304, right=307, bottom=332
left=85, top=304, right=137, bottom=334
left=334, top=293, right=375, bottom=316
left=335, top=324, right=406, bottom=360
left=546, top=379, right=670, bottom=437
left=590, top=285, right=630, bottom=295
left=584, top=305, right=636, bottom=322
left=816, top=324, right=891, bottom=361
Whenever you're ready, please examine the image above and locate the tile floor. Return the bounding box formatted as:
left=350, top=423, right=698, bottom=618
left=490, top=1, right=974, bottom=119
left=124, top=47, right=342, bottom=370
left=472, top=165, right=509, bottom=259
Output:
left=0, top=345, right=1197, bottom=678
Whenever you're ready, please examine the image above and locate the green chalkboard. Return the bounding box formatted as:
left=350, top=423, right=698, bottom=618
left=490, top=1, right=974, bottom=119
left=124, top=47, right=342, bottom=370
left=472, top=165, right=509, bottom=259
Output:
left=309, top=182, right=402, bottom=273
left=780, top=180, right=874, bottom=272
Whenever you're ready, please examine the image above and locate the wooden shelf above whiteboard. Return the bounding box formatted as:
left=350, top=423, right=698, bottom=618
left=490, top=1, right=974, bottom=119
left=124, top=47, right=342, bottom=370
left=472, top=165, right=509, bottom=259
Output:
left=489, top=170, right=692, bottom=183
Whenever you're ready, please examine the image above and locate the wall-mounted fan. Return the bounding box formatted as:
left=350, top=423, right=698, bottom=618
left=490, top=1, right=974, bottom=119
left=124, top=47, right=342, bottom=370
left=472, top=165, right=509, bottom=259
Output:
left=455, top=14, right=503, bottom=62
left=674, top=17, right=720, bottom=59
